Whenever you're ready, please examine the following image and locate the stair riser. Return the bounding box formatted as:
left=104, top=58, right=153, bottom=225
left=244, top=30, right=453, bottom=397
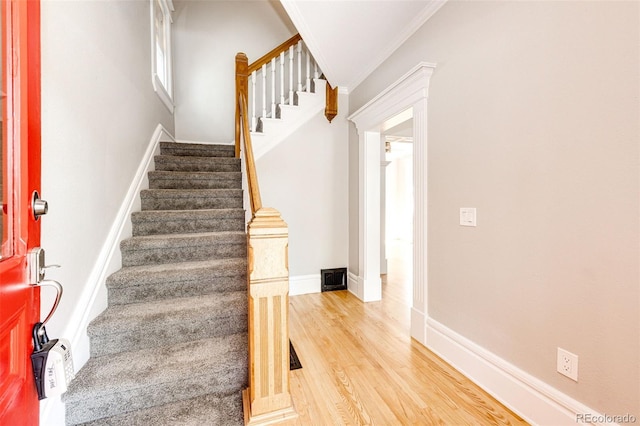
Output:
left=154, top=157, right=240, bottom=173
left=121, top=243, right=246, bottom=267
left=107, top=274, right=246, bottom=305
left=65, top=365, right=247, bottom=425
left=160, top=144, right=235, bottom=158
left=141, top=195, right=243, bottom=211
left=89, top=314, right=247, bottom=358
left=149, top=177, right=241, bottom=190
left=77, top=393, right=243, bottom=426
left=132, top=218, right=244, bottom=236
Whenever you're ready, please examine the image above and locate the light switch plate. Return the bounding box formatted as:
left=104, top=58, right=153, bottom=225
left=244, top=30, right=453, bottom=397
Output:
left=460, top=208, right=477, bottom=226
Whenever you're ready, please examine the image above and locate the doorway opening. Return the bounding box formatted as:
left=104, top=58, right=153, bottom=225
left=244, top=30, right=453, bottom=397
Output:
left=381, top=115, right=413, bottom=308
left=348, top=62, right=435, bottom=345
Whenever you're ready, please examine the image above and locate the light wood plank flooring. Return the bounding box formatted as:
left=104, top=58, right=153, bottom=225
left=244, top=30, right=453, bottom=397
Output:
left=286, top=243, right=527, bottom=425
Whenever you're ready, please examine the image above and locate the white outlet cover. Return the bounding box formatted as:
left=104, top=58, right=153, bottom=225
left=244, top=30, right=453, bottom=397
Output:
left=460, top=208, right=477, bottom=226
left=557, top=347, right=579, bottom=381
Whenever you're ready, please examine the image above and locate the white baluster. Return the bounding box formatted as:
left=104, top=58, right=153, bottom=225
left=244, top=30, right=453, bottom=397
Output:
left=261, top=63, right=267, bottom=121
left=305, top=46, right=310, bottom=93
left=251, top=70, right=257, bottom=131
left=288, top=45, right=294, bottom=105
left=296, top=41, right=302, bottom=92
left=279, top=51, right=285, bottom=105
left=270, top=57, right=276, bottom=117
left=314, top=61, right=319, bottom=80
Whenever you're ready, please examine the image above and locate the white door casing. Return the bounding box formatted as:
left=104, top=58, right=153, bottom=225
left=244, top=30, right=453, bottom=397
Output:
left=348, top=62, right=435, bottom=345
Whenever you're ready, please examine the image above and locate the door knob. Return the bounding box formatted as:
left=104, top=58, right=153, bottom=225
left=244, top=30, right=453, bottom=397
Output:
left=32, top=191, right=48, bottom=220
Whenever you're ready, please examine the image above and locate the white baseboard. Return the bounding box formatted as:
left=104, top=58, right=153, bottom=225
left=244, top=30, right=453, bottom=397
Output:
left=40, top=124, right=175, bottom=426
left=410, top=307, right=426, bottom=345
left=347, top=274, right=381, bottom=302
left=347, top=271, right=359, bottom=297
left=289, top=274, right=321, bottom=296
left=346, top=272, right=381, bottom=302
left=425, top=318, right=617, bottom=426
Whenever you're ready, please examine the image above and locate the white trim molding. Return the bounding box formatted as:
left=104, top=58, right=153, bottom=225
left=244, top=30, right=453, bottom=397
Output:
left=289, top=274, right=321, bottom=296
left=280, top=2, right=446, bottom=91
left=349, top=62, right=436, bottom=131
left=426, top=318, right=620, bottom=426
left=342, top=2, right=445, bottom=90
left=348, top=63, right=435, bottom=342
left=347, top=271, right=359, bottom=297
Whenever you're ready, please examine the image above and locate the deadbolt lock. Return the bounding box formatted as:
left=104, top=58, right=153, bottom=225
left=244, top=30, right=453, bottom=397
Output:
left=32, top=191, right=48, bottom=220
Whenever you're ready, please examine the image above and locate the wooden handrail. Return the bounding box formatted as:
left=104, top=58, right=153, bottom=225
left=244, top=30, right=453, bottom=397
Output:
left=238, top=92, right=262, bottom=213
left=235, top=53, right=248, bottom=159
left=248, top=33, right=301, bottom=74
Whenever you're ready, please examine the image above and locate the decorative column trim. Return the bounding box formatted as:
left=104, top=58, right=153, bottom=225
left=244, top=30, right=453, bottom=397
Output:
left=411, top=97, right=428, bottom=345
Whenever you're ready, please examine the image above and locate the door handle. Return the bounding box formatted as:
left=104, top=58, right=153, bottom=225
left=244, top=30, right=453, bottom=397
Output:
left=28, top=248, right=63, bottom=339
left=28, top=247, right=60, bottom=285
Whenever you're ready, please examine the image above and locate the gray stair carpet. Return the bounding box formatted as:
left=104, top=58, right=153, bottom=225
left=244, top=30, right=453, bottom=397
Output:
left=63, top=142, right=247, bottom=425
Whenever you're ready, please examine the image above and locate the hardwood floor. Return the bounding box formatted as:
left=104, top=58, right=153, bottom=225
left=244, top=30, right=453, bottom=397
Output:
left=286, top=242, right=527, bottom=425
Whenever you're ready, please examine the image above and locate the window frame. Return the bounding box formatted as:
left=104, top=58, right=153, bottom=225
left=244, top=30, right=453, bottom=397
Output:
left=151, top=0, right=174, bottom=112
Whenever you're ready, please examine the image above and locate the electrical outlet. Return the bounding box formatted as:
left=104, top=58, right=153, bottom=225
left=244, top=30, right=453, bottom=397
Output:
left=557, top=348, right=578, bottom=381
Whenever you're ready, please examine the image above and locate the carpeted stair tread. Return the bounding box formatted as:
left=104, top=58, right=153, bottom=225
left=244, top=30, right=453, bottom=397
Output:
left=159, top=142, right=235, bottom=157
left=140, top=188, right=243, bottom=211
left=63, top=333, right=247, bottom=425
left=148, top=171, right=241, bottom=190
left=87, top=291, right=247, bottom=357
left=67, top=142, right=249, bottom=424
left=131, top=208, right=245, bottom=236
left=120, top=231, right=246, bottom=266
left=154, top=155, right=241, bottom=172
left=106, top=258, right=246, bottom=305
left=77, top=392, right=243, bottom=426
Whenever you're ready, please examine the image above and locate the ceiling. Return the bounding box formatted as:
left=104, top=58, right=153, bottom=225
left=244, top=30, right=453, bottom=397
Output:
left=280, top=0, right=446, bottom=92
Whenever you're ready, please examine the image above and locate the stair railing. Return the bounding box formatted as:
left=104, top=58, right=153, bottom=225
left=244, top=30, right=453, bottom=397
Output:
left=236, top=48, right=298, bottom=423
left=236, top=34, right=332, bottom=144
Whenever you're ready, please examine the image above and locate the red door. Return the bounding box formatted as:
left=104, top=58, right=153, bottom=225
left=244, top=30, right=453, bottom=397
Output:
left=0, top=0, right=42, bottom=424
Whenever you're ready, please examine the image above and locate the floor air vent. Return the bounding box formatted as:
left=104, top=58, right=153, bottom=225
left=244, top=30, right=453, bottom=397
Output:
left=321, top=267, right=347, bottom=292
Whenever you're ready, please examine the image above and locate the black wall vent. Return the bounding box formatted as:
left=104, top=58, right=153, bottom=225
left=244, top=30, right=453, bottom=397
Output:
left=321, top=267, right=347, bottom=292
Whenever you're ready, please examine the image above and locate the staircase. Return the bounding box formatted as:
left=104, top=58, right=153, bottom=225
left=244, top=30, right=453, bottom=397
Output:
left=250, top=78, right=327, bottom=160
left=236, top=33, right=335, bottom=161
left=63, top=142, right=248, bottom=425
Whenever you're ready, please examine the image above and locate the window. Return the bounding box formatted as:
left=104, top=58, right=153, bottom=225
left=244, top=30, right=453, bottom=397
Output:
left=151, top=0, right=174, bottom=112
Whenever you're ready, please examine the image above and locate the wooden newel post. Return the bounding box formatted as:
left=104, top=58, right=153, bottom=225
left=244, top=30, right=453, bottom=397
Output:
left=324, top=81, right=338, bottom=123
left=243, top=207, right=297, bottom=425
left=235, top=53, right=249, bottom=159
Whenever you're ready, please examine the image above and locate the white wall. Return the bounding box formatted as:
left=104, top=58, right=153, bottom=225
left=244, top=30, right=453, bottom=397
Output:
left=349, top=0, right=639, bottom=419
left=257, top=94, right=349, bottom=289
left=385, top=147, right=413, bottom=243
left=173, top=0, right=295, bottom=143
left=40, top=0, right=174, bottom=372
